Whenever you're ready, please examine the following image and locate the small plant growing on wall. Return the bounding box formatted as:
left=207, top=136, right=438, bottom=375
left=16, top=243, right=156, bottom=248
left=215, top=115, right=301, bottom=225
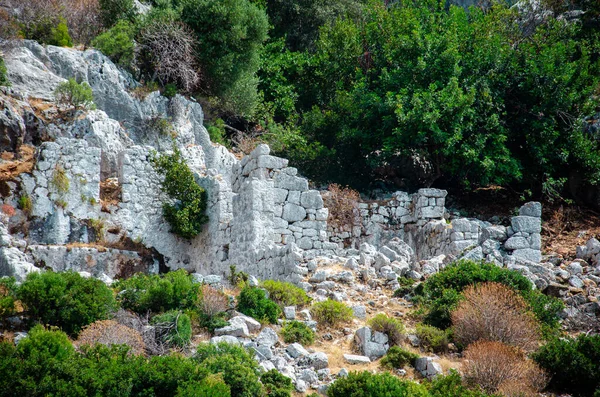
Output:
left=151, top=147, right=208, bottom=238
left=54, top=78, right=95, bottom=110
left=51, top=165, right=70, bottom=194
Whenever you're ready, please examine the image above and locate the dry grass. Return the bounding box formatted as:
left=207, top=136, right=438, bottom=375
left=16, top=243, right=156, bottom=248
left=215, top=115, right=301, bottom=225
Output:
left=100, top=178, right=121, bottom=212
left=542, top=204, right=600, bottom=259
left=463, top=341, right=547, bottom=395
left=322, top=184, right=361, bottom=230
left=77, top=320, right=146, bottom=355
left=451, top=282, right=540, bottom=352
left=198, top=284, right=229, bottom=317
left=0, top=145, right=35, bottom=182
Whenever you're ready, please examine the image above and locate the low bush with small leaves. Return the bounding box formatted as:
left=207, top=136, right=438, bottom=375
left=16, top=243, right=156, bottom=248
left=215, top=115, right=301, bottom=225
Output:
left=463, top=340, right=547, bottom=396
left=261, top=369, right=293, bottom=397
left=237, top=286, right=281, bottom=324
left=91, top=19, right=136, bottom=67
left=427, top=371, right=496, bottom=397
left=198, top=284, right=230, bottom=332
left=54, top=78, right=95, bottom=110
left=415, top=323, right=452, bottom=353
left=311, top=299, right=353, bottom=328
left=380, top=346, right=419, bottom=370
left=451, top=282, right=540, bottom=351
left=114, top=269, right=199, bottom=314
left=393, top=277, right=416, bottom=297
left=533, top=334, right=600, bottom=397
left=76, top=319, right=145, bottom=355
left=0, top=277, right=17, bottom=319
left=0, top=56, right=9, bottom=87
left=322, top=183, right=360, bottom=230
left=261, top=280, right=311, bottom=308
left=151, top=310, right=192, bottom=348
left=280, top=321, right=315, bottom=345
left=17, top=271, right=116, bottom=336
left=368, top=313, right=405, bottom=346
left=326, top=371, right=429, bottom=397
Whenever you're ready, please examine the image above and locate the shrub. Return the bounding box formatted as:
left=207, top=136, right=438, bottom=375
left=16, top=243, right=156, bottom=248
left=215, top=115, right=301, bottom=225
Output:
left=428, top=371, right=494, bottom=397
left=0, top=277, right=17, bottom=319
left=368, top=313, right=405, bottom=346
left=415, top=323, right=452, bottom=354
left=114, top=269, right=199, bottom=314
left=195, top=342, right=264, bottom=397
left=151, top=147, right=209, bottom=239
left=51, top=20, right=73, bottom=47
left=380, top=346, right=419, bottom=370
left=394, top=277, right=416, bottom=297
left=206, top=118, right=228, bottom=146
left=138, top=19, right=200, bottom=93
left=91, top=19, right=136, bottom=67
left=145, top=115, right=177, bottom=138
left=326, top=371, right=429, bottom=397
left=163, top=83, right=178, bottom=98
left=532, top=334, right=600, bottom=396
left=280, top=321, right=315, bottom=345
left=54, top=78, right=95, bottom=110
left=451, top=282, right=540, bottom=351
left=151, top=310, right=192, bottom=348
left=322, top=184, right=360, bottom=230
left=18, top=271, right=116, bottom=336
left=415, top=260, right=563, bottom=330
left=98, top=0, right=135, bottom=27
left=261, top=369, right=293, bottom=397
left=261, top=280, right=311, bottom=308
left=199, top=284, right=229, bottom=318
left=18, top=194, right=32, bottom=216
left=310, top=299, right=353, bottom=328
left=463, top=341, right=547, bottom=395
left=237, top=286, right=281, bottom=324
left=0, top=56, right=9, bottom=87
left=77, top=319, right=145, bottom=355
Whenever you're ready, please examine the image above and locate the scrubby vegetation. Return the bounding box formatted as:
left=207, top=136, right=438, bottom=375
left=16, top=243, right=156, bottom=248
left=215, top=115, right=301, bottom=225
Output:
left=368, top=313, right=405, bottom=346
left=380, top=346, right=419, bottom=370
left=0, top=56, right=9, bottom=87
left=151, top=148, right=209, bottom=239
left=54, top=78, right=95, bottom=110
left=261, top=279, right=311, bottom=308
left=236, top=286, right=281, bottom=324
left=280, top=320, right=315, bottom=345
left=311, top=299, right=353, bottom=328
left=415, top=324, right=452, bottom=354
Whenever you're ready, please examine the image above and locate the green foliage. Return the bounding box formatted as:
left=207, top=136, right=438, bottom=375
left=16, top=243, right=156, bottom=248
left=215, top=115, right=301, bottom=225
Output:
left=0, top=56, right=9, bottom=87
left=163, top=83, right=178, bottom=98
left=54, top=78, right=95, bottom=110
left=0, top=277, right=17, bottom=319
left=394, top=277, right=417, bottom=297
left=326, top=371, right=429, bottom=397
left=415, top=260, right=563, bottom=330
left=199, top=312, right=229, bottom=333
left=50, top=164, right=70, bottom=193
left=146, top=115, right=177, bottom=137
left=151, top=310, right=192, bottom=348
left=181, top=0, right=268, bottom=116
left=195, top=342, right=265, bottom=397
left=310, top=299, right=353, bottom=328
left=52, top=20, right=73, bottom=47
left=368, top=313, right=405, bottom=346
left=99, top=0, right=136, bottom=27
left=17, top=194, right=32, bottom=215
left=151, top=147, right=209, bottom=239
left=280, top=321, right=315, bottom=345
left=206, top=118, right=228, bottom=146
left=427, top=371, right=496, bottom=397
left=18, top=271, right=116, bottom=336
left=415, top=323, right=452, bottom=354
left=380, top=346, right=419, bottom=370
left=114, top=269, right=199, bottom=314
left=92, top=20, right=136, bottom=68
left=236, top=286, right=281, bottom=324
left=261, top=369, right=293, bottom=397
left=227, top=265, right=249, bottom=287
left=533, top=334, right=600, bottom=397
left=261, top=279, right=311, bottom=308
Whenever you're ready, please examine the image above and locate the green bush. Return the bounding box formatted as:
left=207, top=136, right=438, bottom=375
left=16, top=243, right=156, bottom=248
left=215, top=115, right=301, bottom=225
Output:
left=181, top=0, right=268, bottom=116
left=261, top=280, right=311, bottom=308
left=414, top=260, right=563, bottom=330
left=151, top=147, right=209, bottom=239
left=98, top=0, right=136, bottom=27
left=54, top=78, right=95, bottom=110
left=114, top=269, right=199, bottom=314
left=151, top=310, right=192, bottom=348
left=261, top=369, right=293, bottom=397
left=427, top=371, right=495, bottom=397
left=237, top=286, right=281, bottom=324
left=416, top=323, right=452, bottom=353
left=326, top=371, right=429, bottom=397
left=0, top=56, right=10, bottom=87
left=51, top=20, right=73, bottom=47
left=0, top=277, right=17, bottom=319
left=533, top=334, right=600, bottom=396
left=380, top=346, right=419, bottom=370
left=195, top=342, right=264, bottom=397
left=368, top=313, right=405, bottom=346
left=280, top=321, right=315, bottom=345
left=206, top=118, right=228, bottom=146
left=163, top=83, right=178, bottom=98
left=310, top=299, right=353, bottom=328
left=393, top=277, right=416, bottom=297
left=92, top=20, right=136, bottom=68
left=18, top=271, right=116, bottom=336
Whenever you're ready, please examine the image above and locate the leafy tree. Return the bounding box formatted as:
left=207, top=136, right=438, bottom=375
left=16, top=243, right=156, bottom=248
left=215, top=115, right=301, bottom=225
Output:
left=98, top=0, right=136, bottom=27
left=181, top=0, right=268, bottom=116
left=91, top=19, right=136, bottom=68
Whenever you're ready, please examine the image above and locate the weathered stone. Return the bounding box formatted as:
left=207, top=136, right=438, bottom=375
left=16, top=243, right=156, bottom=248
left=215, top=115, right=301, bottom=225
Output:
left=283, top=203, right=307, bottom=222
left=511, top=216, right=541, bottom=234
left=309, top=352, right=329, bottom=370
left=300, top=190, right=324, bottom=209
left=519, top=202, right=542, bottom=218
left=343, top=354, right=371, bottom=364
left=287, top=343, right=310, bottom=358
left=256, top=327, right=278, bottom=347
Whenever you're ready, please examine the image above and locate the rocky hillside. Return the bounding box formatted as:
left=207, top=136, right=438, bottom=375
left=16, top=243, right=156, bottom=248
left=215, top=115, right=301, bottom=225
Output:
left=1, top=38, right=599, bottom=396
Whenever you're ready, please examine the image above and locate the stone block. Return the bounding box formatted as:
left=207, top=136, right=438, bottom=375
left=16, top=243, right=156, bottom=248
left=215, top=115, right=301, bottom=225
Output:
left=511, top=216, right=541, bottom=234
left=282, top=203, right=307, bottom=222
left=343, top=354, right=371, bottom=364
left=519, top=202, right=542, bottom=217
left=300, top=190, right=324, bottom=209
